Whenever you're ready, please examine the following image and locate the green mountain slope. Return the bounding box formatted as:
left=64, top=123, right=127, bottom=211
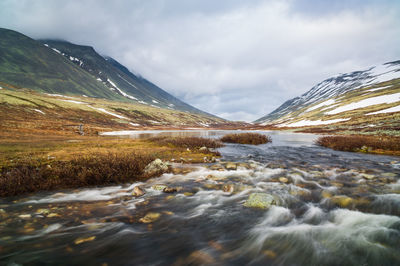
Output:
left=0, top=28, right=121, bottom=100
left=38, top=39, right=214, bottom=116
left=0, top=27, right=220, bottom=120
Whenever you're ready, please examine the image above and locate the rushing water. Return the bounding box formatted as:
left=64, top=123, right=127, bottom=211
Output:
left=1, top=131, right=400, bottom=265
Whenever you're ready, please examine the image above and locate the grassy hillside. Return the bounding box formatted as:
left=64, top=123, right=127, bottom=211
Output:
left=39, top=40, right=215, bottom=116
left=0, top=28, right=122, bottom=100
left=0, top=84, right=228, bottom=140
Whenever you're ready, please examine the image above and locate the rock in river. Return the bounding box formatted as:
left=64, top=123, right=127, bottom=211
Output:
left=225, top=162, right=237, bottom=170
left=132, top=186, right=145, bottom=197
left=144, top=159, right=169, bottom=176
left=244, top=193, right=276, bottom=209
left=139, top=212, right=161, bottom=223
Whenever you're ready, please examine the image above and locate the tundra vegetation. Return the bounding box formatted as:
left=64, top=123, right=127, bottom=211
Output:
left=220, top=133, right=271, bottom=145
left=0, top=137, right=221, bottom=197
left=316, top=135, right=400, bottom=156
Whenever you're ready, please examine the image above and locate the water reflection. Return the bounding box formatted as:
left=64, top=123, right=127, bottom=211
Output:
left=102, top=129, right=321, bottom=147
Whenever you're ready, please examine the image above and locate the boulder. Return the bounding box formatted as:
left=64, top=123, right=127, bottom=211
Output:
left=152, top=184, right=167, bottom=191
left=144, top=159, right=169, bottom=176
left=199, top=146, right=208, bottom=152
left=278, top=177, right=289, bottom=183
left=331, top=195, right=353, bottom=208
left=243, top=193, right=276, bottom=209
left=225, top=162, right=237, bottom=170
left=139, top=212, right=161, bottom=223
left=163, top=186, right=183, bottom=193
left=132, top=186, right=145, bottom=197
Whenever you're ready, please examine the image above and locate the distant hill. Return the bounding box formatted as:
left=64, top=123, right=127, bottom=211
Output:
left=254, top=60, right=400, bottom=134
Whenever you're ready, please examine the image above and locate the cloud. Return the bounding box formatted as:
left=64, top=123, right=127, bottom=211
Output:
left=1, top=0, right=399, bottom=121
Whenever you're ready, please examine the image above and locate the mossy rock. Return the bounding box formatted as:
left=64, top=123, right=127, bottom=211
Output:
left=243, top=193, right=276, bottom=209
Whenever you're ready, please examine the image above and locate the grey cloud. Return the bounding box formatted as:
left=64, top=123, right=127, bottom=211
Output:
left=1, top=0, right=399, bottom=121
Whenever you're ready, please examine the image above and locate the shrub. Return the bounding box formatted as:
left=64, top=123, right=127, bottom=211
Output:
left=315, top=135, right=400, bottom=152
left=149, top=136, right=224, bottom=150
left=0, top=152, right=155, bottom=197
left=220, top=133, right=271, bottom=145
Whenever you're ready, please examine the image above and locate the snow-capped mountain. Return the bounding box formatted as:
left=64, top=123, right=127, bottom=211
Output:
left=255, top=60, right=400, bottom=128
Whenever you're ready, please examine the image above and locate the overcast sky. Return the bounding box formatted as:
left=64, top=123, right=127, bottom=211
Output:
left=1, top=0, right=400, bottom=121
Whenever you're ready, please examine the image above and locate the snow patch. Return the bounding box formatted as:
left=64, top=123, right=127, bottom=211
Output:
left=366, top=85, right=392, bottom=92
left=107, top=79, right=138, bottom=101
left=138, top=101, right=148, bottom=105
left=51, top=48, right=61, bottom=54
left=306, top=99, right=336, bottom=112
left=152, top=100, right=159, bottom=104
left=88, top=106, right=128, bottom=120
left=279, top=118, right=350, bottom=127
left=129, top=122, right=140, bottom=127
left=367, top=105, right=400, bottom=115
left=45, top=93, right=78, bottom=99
left=34, top=109, right=45, bottom=114
left=61, top=99, right=85, bottom=104
left=325, top=92, right=400, bottom=115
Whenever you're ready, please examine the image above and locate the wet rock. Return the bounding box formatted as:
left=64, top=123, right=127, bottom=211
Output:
left=74, top=236, right=96, bottom=245
left=132, top=186, right=145, bottom=197
left=163, top=186, right=183, bottom=193
left=165, top=195, right=175, bottom=200
left=139, top=212, right=161, bottom=223
left=199, top=146, right=208, bottom=152
left=263, top=250, right=277, bottom=259
left=203, top=183, right=222, bottom=190
left=171, top=167, right=195, bottom=175
left=361, top=174, right=375, bottom=180
left=321, top=190, right=333, bottom=199
left=144, top=159, right=169, bottom=176
left=243, top=193, right=276, bottom=209
left=278, top=177, right=289, bottom=183
left=210, top=164, right=224, bottom=171
left=163, top=211, right=174, bottom=215
left=186, top=250, right=216, bottom=265
left=36, top=209, right=50, bottom=215
left=222, top=184, right=235, bottom=193
left=47, top=213, right=60, bottom=218
left=206, top=174, right=225, bottom=181
left=152, top=184, right=167, bottom=191
left=18, top=214, right=31, bottom=219
left=331, top=195, right=353, bottom=208
left=267, top=163, right=285, bottom=169
left=237, top=163, right=250, bottom=169
left=183, top=192, right=194, bottom=196
left=225, top=162, right=237, bottom=170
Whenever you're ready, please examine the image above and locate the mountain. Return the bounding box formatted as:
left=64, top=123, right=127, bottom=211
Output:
left=37, top=39, right=213, bottom=116
left=0, top=28, right=119, bottom=100
left=0, top=28, right=217, bottom=118
left=254, top=60, right=400, bottom=134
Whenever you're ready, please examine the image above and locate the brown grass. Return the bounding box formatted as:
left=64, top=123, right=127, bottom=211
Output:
left=0, top=152, right=156, bottom=197
left=149, top=136, right=224, bottom=150
left=316, top=135, right=400, bottom=155
left=220, top=133, right=271, bottom=145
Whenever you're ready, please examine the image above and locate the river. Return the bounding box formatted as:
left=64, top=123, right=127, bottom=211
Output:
left=1, top=130, right=400, bottom=265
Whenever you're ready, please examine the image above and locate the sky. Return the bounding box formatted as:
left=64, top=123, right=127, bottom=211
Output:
left=1, top=0, right=400, bottom=121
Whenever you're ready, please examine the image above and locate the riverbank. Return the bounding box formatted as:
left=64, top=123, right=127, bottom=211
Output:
left=315, top=135, right=400, bottom=156
left=0, top=135, right=221, bottom=197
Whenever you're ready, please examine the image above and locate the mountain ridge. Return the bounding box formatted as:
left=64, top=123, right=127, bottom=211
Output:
left=255, top=60, right=400, bottom=130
